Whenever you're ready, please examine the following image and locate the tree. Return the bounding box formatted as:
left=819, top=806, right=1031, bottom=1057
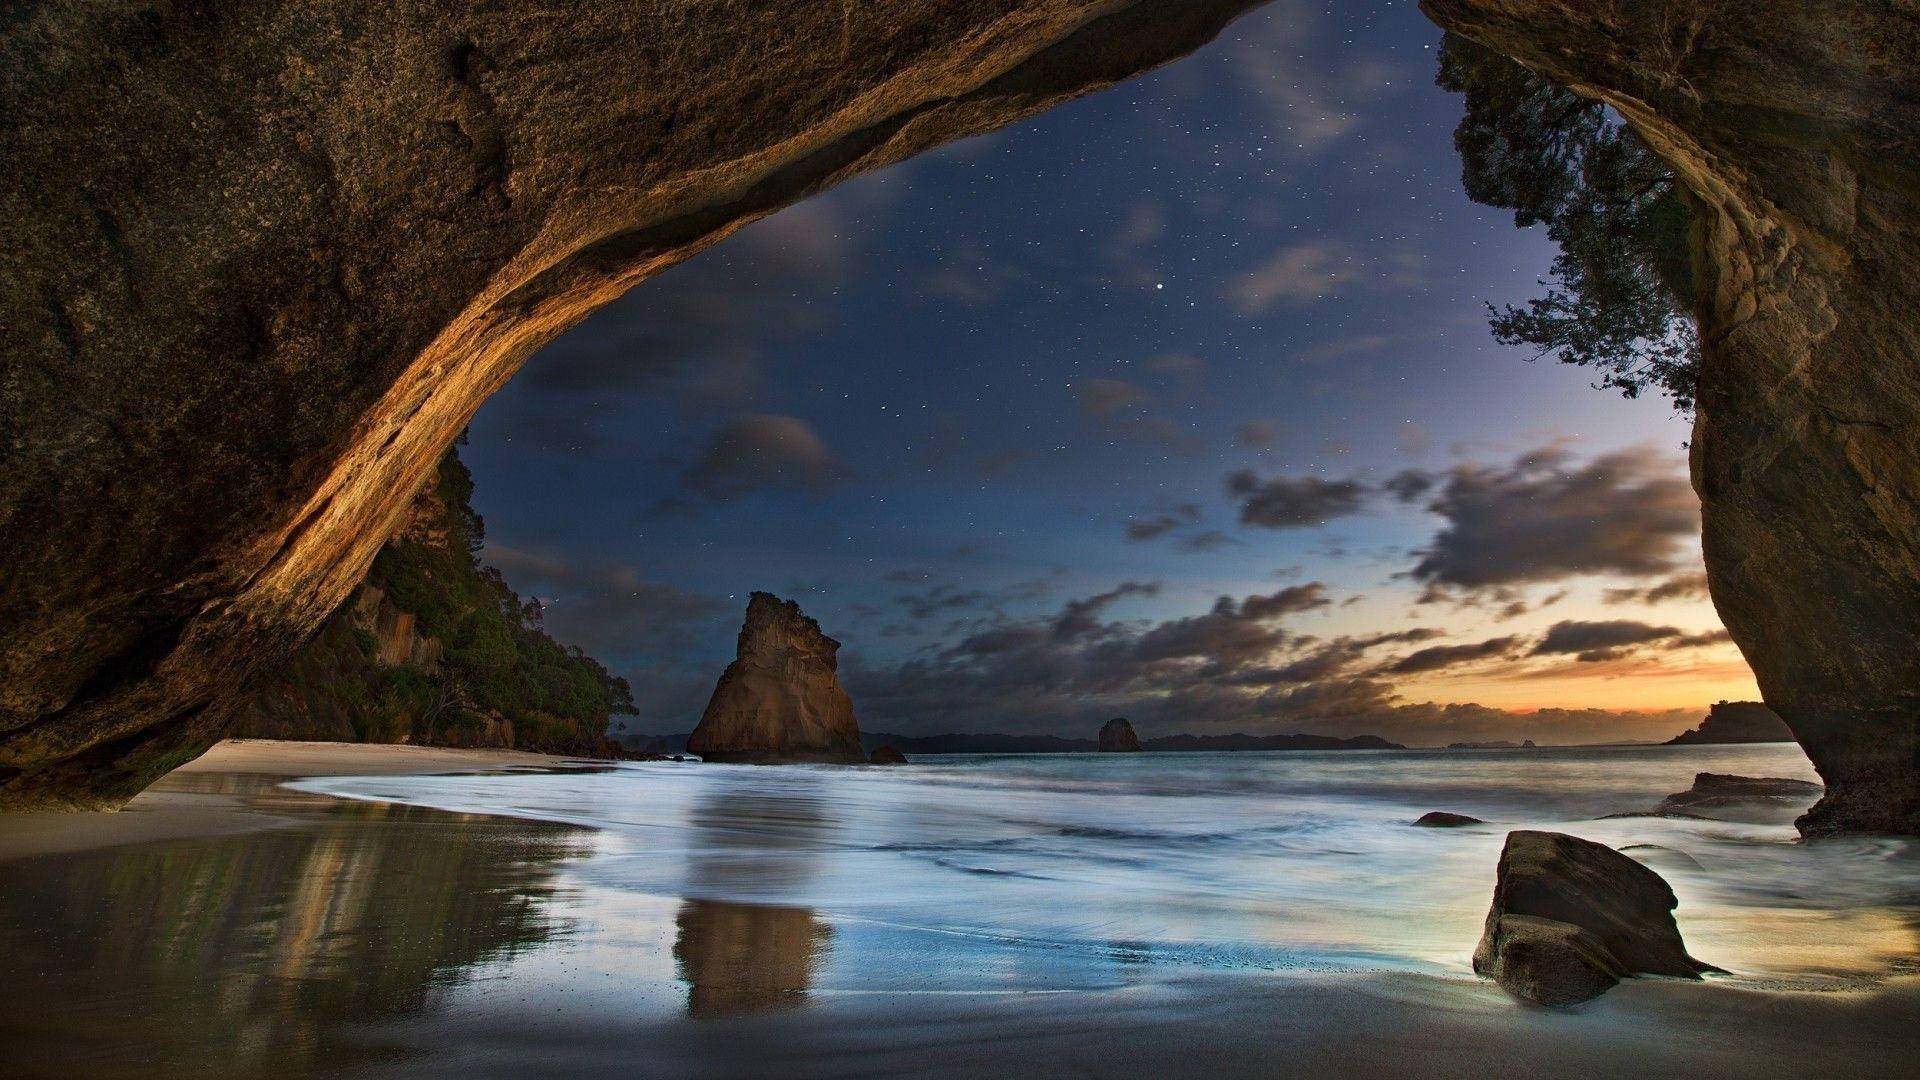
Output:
left=1436, top=33, right=1700, bottom=411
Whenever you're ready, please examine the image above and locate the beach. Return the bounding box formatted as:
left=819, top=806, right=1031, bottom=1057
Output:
left=1, top=740, right=1915, bottom=1078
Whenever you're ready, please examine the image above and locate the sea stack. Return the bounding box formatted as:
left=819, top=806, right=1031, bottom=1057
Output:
left=1098, top=718, right=1142, bottom=752
left=686, top=593, right=866, bottom=764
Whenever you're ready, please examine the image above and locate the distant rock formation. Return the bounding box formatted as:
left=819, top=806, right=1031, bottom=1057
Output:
left=1446, top=740, right=1536, bottom=750
left=1665, top=702, right=1794, bottom=745
left=1098, top=718, right=1141, bottom=752
left=867, top=746, right=908, bottom=765
left=1414, top=812, right=1485, bottom=827
left=1473, top=831, right=1715, bottom=1006
left=1142, top=732, right=1405, bottom=752
left=686, top=593, right=865, bottom=764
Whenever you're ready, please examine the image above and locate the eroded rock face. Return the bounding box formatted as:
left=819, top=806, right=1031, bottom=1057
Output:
left=0, top=0, right=1267, bottom=808
left=1098, top=718, right=1141, bottom=752
left=1419, top=2, right=1920, bottom=836
left=1473, top=831, right=1714, bottom=1006
left=687, top=593, right=864, bottom=764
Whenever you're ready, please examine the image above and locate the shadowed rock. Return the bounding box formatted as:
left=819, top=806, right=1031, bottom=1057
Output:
left=1414, top=811, right=1485, bottom=827
left=1654, top=773, right=1823, bottom=817
left=1473, top=830, right=1715, bottom=1006
left=867, top=745, right=908, bottom=765
left=1098, top=718, right=1142, bottom=752
left=686, top=593, right=864, bottom=764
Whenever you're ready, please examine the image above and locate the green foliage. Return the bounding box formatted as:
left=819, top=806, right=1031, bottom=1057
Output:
left=1436, top=32, right=1699, bottom=411
left=356, top=448, right=636, bottom=752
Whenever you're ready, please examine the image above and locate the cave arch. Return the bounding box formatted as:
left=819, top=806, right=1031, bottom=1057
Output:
left=1, top=1, right=1915, bottom=830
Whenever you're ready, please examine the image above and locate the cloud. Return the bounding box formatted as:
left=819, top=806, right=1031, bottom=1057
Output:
left=1050, top=581, right=1160, bottom=642
left=1227, top=469, right=1367, bottom=529
left=1531, top=619, right=1682, bottom=661
left=1604, top=572, right=1711, bottom=606
left=1075, top=378, right=1152, bottom=419
left=1667, top=628, right=1734, bottom=650
left=519, top=201, right=848, bottom=400
left=482, top=546, right=726, bottom=658
left=840, top=579, right=1706, bottom=746
left=1144, top=352, right=1205, bottom=375
left=683, top=413, right=844, bottom=500
left=1125, top=516, right=1185, bottom=542
left=1224, top=3, right=1406, bottom=156
left=1239, top=582, right=1333, bottom=620
left=1073, top=378, right=1192, bottom=449
left=1236, top=421, right=1283, bottom=448
left=1402, top=444, right=1699, bottom=592
left=1380, top=635, right=1525, bottom=675
left=1178, top=530, right=1244, bottom=553
left=1225, top=241, right=1362, bottom=314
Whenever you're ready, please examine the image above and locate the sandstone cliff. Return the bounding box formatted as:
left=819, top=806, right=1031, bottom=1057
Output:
left=1421, top=0, right=1920, bottom=834
left=686, top=593, right=865, bottom=764
left=238, top=449, right=634, bottom=755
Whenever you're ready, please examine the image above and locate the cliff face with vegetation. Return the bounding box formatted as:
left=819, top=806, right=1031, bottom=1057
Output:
left=0, top=2, right=1915, bottom=826
left=237, top=449, right=634, bottom=754
left=1422, top=1, right=1919, bottom=834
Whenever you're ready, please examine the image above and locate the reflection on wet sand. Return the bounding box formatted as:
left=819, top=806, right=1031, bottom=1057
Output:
left=672, top=787, right=834, bottom=1018
left=0, top=776, right=589, bottom=1080
left=674, top=898, right=833, bottom=1017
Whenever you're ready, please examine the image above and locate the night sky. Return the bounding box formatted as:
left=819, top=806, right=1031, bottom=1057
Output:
left=464, top=0, right=1755, bottom=746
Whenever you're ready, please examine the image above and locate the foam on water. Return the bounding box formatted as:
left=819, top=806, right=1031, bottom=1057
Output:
left=292, top=744, right=1920, bottom=990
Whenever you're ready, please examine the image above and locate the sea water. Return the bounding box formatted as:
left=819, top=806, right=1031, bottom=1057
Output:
left=291, top=743, right=1920, bottom=997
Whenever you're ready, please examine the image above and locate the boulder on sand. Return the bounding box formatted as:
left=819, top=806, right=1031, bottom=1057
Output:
left=1473, top=830, right=1715, bottom=1006
left=1098, top=718, right=1142, bottom=752
left=686, top=593, right=866, bottom=764
left=1414, top=811, right=1485, bottom=827
left=867, top=745, right=908, bottom=765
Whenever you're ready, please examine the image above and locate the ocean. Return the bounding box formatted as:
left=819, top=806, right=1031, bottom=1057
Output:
left=290, top=743, right=1916, bottom=998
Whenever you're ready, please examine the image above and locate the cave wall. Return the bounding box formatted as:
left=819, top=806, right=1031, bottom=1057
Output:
left=1423, top=0, right=1920, bottom=833
left=0, top=1, right=1270, bottom=808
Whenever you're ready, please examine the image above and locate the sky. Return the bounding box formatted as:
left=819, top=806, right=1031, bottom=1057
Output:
left=463, top=0, right=1758, bottom=747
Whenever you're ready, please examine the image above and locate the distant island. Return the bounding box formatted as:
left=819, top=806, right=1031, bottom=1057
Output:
left=1446, top=740, right=1537, bottom=750
left=1665, top=701, right=1794, bottom=745
left=634, top=729, right=1405, bottom=755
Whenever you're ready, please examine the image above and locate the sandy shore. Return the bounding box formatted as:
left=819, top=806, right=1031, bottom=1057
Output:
left=0, top=739, right=589, bottom=862
left=2, top=741, right=1916, bottom=1078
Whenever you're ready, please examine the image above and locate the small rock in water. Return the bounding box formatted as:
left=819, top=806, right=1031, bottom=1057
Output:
left=1473, top=830, right=1715, bottom=1006
left=1414, top=811, right=1486, bottom=827
left=867, top=745, right=908, bottom=765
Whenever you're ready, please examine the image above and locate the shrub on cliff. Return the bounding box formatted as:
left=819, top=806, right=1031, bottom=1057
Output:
left=1437, top=32, right=1699, bottom=411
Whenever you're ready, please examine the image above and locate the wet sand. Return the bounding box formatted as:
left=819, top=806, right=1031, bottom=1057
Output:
left=0, top=741, right=1915, bottom=1078
left=0, top=740, right=588, bottom=861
